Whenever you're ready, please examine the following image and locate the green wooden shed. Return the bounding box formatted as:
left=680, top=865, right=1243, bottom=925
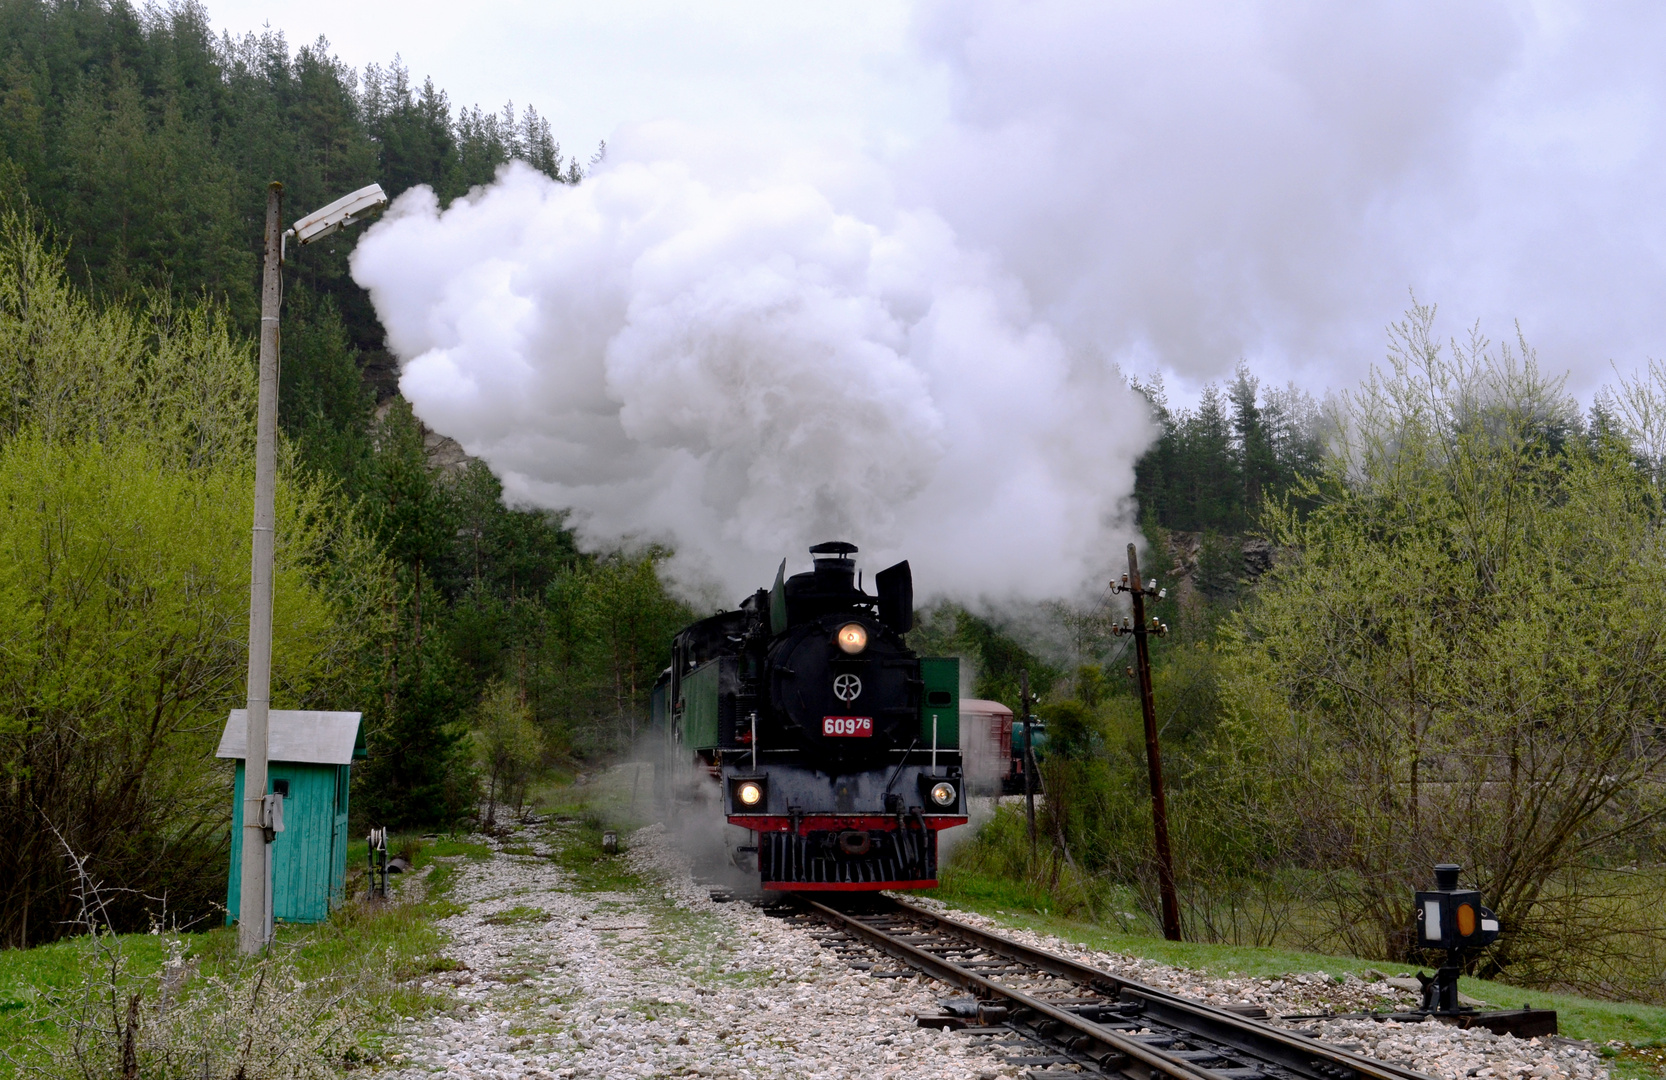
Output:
left=218, top=709, right=365, bottom=925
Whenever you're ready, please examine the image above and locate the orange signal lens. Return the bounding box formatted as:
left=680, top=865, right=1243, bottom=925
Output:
left=1457, top=902, right=1476, bottom=937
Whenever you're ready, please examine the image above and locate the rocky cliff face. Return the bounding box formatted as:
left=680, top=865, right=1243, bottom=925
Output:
left=1162, top=531, right=1279, bottom=600
left=373, top=398, right=474, bottom=474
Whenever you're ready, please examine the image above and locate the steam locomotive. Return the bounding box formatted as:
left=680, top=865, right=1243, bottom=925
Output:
left=652, top=542, right=966, bottom=891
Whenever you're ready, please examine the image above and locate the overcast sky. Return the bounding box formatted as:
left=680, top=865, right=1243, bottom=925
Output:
left=207, top=1, right=943, bottom=169
left=208, top=0, right=1666, bottom=409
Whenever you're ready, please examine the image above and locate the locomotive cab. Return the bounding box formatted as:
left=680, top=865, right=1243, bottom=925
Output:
left=663, top=541, right=967, bottom=891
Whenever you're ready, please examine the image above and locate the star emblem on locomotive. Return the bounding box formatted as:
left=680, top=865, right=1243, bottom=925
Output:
left=832, top=673, right=862, bottom=702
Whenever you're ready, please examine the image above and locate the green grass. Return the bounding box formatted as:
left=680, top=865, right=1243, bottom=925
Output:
left=415, top=835, right=493, bottom=862
left=534, top=773, right=650, bottom=894
left=0, top=931, right=172, bottom=1055
left=547, top=811, right=643, bottom=892
left=0, top=843, right=461, bottom=1075
left=0, top=821, right=514, bottom=1075
left=483, top=905, right=552, bottom=926
left=394, top=832, right=492, bottom=913
left=1616, top=1044, right=1666, bottom=1080
left=534, top=763, right=654, bottom=835
left=925, top=871, right=1666, bottom=1049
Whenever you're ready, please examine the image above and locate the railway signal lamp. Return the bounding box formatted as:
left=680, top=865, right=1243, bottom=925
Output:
left=1413, top=863, right=1500, bottom=1014
left=1415, top=863, right=1500, bottom=952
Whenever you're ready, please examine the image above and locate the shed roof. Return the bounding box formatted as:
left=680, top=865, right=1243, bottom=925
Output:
left=216, top=710, right=364, bottom=765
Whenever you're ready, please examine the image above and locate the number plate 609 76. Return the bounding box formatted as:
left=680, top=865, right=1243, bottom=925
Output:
left=822, top=716, right=872, bottom=737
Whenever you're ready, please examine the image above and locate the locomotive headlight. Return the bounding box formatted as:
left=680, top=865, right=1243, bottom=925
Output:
left=836, top=622, right=869, bottom=654
left=929, top=781, right=957, bottom=807
left=737, top=781, right=763, bottom=807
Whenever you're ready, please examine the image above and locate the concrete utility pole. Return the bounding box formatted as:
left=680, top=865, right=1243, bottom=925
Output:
left=1114, top=543, right=1182, bottom=942
left=238, top=181, right=283, bottom=955
left=235, top=181, right=387, bottom=954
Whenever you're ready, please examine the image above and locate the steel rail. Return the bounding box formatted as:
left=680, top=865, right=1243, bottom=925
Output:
left=809, top=897, right=1245, bottom=1080
left=883, top=897, right=1440, bottom=1080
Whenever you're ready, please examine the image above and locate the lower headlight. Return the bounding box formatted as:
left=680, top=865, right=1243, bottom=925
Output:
left=929, top=781, right=956, bottom=807
left=737, top=781, right=763, bottom=807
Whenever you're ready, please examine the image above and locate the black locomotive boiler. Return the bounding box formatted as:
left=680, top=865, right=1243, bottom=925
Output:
left=652, top=542, right=965, bottom=891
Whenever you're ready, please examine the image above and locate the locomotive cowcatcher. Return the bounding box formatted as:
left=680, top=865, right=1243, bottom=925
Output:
left=652, top=542, right=966, bottom=891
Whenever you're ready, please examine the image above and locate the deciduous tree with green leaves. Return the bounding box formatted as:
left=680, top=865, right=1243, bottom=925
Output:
left=473, top=679, right=543, bottom=830
left=0, top=213, right=381, bottom=946
left=1216, top=304, right=1666, bottom=990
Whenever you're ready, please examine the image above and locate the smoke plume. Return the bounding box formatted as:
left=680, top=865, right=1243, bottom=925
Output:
left=905, top=1, right=1666, bottom=391
left=352, top=146, right=1151, bottom=602
left=352, top=2, right=1666, bottom=601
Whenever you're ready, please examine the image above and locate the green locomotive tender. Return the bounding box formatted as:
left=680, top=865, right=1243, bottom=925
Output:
left=652, top=542, right=966, bottom=891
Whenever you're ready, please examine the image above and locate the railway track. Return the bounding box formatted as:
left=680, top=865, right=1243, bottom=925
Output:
left=784, top=895, right=1442, bottom=1080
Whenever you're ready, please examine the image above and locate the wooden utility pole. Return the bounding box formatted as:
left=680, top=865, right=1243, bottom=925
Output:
left=1019, top=668, right=1037, bottom=853
left=239, top=181, right=283, bottom=955
left=1115, top=542, right=1182, bottom=941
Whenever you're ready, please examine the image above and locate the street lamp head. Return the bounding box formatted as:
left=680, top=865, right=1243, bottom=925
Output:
left=289, top=183, right=389, bottom=247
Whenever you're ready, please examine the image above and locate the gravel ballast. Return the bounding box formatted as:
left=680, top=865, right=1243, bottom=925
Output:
left=376, top=818, right=1609, bottom=1080
left=378, top=821, right=1005, bottom=1079
left=900, top=896, right=1607, bottom=1080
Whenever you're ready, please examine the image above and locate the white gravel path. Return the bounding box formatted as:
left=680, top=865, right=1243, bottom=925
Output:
left=377, top=820, right=1006, bottom=1079
left=374, top=817, right=1609, bottom=1080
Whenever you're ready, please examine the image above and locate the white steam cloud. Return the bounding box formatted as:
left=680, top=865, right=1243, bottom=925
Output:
left=352, top=2, right=1666, bottom=601
left=351, top=151, right=1150, bottom=601
left=906, top=1, right=1666, bottom=391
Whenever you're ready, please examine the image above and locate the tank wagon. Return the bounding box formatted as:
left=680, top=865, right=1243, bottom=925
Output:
left=652, top=542, right=966, bottom=891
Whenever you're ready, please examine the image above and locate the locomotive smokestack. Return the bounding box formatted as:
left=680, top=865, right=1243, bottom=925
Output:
left=809, top=541, right=859, bottom=594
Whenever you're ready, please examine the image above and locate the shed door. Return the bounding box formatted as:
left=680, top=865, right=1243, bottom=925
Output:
left=270, top=766, right=331, bottom=924
left=330, top=765, right=350, bottom=908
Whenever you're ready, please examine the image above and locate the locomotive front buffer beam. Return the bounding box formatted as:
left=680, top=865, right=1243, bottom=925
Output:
left=724, top=761, right=966, bottom=890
